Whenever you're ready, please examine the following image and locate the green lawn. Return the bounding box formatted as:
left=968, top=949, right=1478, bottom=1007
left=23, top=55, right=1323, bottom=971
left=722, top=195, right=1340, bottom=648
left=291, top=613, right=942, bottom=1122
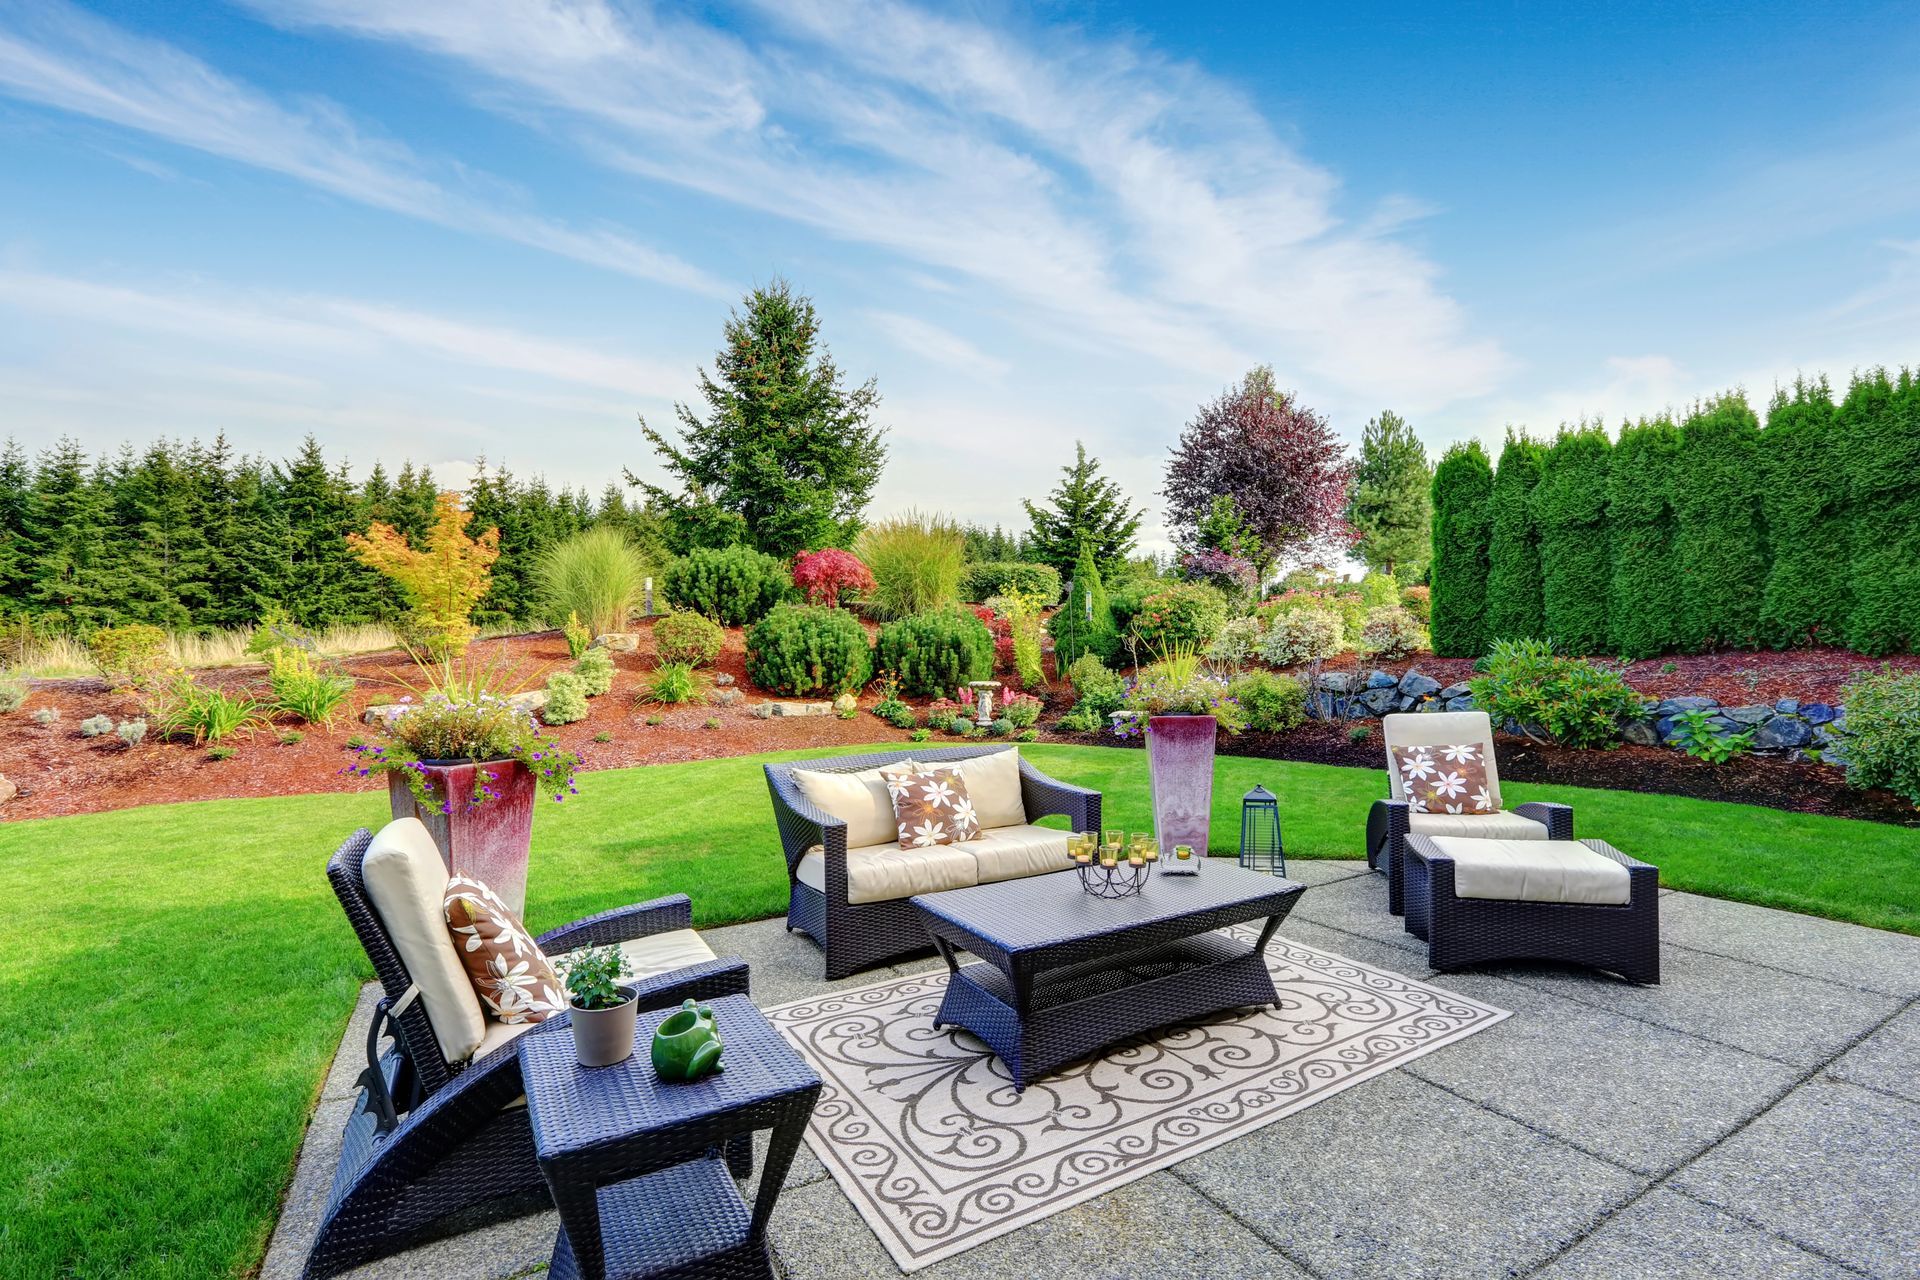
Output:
left=4, top=743, right=1917, bottom=1278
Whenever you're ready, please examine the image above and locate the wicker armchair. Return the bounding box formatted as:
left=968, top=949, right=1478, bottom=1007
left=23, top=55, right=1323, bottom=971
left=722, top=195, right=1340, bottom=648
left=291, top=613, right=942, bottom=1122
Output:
left=305, top=827, right=751, bottom=1280
left=1366, top=711, right=1574, bottom=916
left=765, top=746, right=1101, bottom=979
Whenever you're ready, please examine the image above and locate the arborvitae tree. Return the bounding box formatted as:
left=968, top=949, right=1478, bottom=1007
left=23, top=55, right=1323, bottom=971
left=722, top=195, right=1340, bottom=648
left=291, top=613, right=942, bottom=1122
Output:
left=1840, top=368, right=1920, bottom=655
left=634, top=277, right=887, bottom=557
left=1531, top=420, right=1612, bottom=655
left=1759, top=378, right=1851, bottom=648
left=1673, top=392, right=1767, bottom=650
left=1023, top=440, right=1144, bottom=575
left=1485, top=431, right=1547, bottom=642
left=1606, top=416, right=1684, bottom=659
left=1428, top=440, right=1494, bottom=657
left=1050, top=540, right=1118, bottom=666
left=0, top=438, right=37, bottom=606
left=1346, top=410, right=1432, bottom=581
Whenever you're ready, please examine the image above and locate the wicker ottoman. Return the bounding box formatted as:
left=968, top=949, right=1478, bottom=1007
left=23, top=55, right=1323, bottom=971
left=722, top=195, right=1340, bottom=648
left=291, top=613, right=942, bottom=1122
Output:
left=1403, top=833, right=1660, bottom=984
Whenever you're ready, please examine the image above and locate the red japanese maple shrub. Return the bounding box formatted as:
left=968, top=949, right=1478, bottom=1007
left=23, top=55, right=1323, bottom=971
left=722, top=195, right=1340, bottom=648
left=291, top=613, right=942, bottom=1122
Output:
left=791, top=549, right=875, bottom=609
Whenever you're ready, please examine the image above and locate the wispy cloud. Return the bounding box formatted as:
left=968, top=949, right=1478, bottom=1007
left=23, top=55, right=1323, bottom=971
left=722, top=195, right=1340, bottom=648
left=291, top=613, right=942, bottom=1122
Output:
left=0, top=267, right=684, bottom=396
left=865, top=310, right=1008, bottom=378
left=0, top=0, right=728, bottom=297
left=245, top=0, right=1511, bottom=410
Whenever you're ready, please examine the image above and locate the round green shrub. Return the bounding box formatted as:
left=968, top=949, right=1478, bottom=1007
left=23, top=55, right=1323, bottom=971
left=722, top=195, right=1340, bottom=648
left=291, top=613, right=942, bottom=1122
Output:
left=1065, top=653, right=1127, bottom=718
left=573, top=647, right=615, bottom=697
left=872, top=608, right=993, bottom=697
left=652, top=610, right=725, bottom=666
left=745, top=605, right=872, bottom=696
left=962, top=561, right=1062, bottom=604
left=1260, top=607, right=1344, bottom=666
left=1106, top=578, right=1156, bottom=635
left=1467, top=639, right=1648, bottom=749
left=1358, top=606, right=1428, bottom=659
left=1129, top=582, right=1229, bottom=652
left=544, top=672, right=589, bottom=725
left=1835, top=668, right=1920, bottom=805
left=1229, top=670, right=1307, bottom=733
left=662, top=546, right=790, bottom=625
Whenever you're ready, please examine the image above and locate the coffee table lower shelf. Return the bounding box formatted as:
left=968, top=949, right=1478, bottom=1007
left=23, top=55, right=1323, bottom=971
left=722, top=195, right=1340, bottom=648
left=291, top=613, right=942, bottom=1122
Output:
left=931, top=933, right=1279, bottom=1091
left=549, top=1157, right=768, bottom=1280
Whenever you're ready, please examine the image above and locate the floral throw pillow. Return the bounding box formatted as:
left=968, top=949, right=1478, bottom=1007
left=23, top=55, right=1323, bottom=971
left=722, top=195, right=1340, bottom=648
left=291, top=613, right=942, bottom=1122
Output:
left=443, top=875, right=567, bottom=1025
left=891, top=765, right=982, bottom=849
left=1390, top=743, right=1497, bottom=815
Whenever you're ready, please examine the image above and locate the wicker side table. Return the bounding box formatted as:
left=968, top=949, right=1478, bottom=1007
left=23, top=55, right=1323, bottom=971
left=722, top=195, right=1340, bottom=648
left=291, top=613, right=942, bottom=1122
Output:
left=519, top=995, right=822, bottom=1280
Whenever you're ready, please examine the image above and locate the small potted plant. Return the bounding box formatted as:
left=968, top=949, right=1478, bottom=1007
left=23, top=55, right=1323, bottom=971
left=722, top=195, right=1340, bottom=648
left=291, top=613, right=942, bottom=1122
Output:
left=563, top=944, right=636, bottom=1067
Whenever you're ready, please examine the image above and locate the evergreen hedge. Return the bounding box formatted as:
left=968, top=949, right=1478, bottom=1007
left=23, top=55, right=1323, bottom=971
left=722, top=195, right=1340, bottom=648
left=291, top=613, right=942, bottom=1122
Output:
left=1840, top=368, right=1920, bottom=655
left=1673, top=394, right=1766, bottom=650
left=1428, top=440, right=1494, bottom=657
left=1606, top=417, right=1685, bottom=659
left=1485, top=432, right=1546, bottom=643
left=1532, top=422, right=1612, bottom=655
left=1759, top=378, right=1851, bottom=648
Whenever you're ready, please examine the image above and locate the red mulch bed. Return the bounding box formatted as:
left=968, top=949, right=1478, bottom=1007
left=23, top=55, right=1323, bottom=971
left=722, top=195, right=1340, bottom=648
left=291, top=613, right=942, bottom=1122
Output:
left=5, top=627, right=1916, bottom=824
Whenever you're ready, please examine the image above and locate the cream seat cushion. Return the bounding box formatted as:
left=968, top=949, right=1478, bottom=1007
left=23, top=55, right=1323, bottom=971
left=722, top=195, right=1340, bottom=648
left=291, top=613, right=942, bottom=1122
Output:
left=1430, top=837, right=1630, bottom=905
left=796, top=841, right=979, bottom=904
left=1384, top=711, right=1503, bottom=810
left=476, top=929, right=719, bottom=1065
left=792, top=764, right=909, bottom=849
left=361, top=818, right=488, bottom=1064
left=957, top=823, right=1073, bottom=884
left=951, top=749, right=1026, bottom=830
left=1408, top=810, right=1548, bottom=842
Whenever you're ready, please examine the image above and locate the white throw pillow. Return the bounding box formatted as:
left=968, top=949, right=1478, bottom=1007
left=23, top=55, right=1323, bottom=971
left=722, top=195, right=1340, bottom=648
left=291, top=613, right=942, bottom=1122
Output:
left=953, top=749, right=1026, bottom=830
left=792, top=764, right=906, bottom=848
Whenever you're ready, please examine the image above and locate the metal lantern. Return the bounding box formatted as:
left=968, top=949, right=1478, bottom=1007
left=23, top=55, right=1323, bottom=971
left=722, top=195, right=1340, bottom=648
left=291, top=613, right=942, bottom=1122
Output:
left=1239, top=784, right=1285, bottom=875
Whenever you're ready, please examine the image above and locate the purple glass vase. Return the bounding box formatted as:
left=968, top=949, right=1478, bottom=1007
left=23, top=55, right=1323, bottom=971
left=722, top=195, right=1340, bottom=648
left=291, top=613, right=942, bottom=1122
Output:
left=1146, top=714, right=1216, bottom=862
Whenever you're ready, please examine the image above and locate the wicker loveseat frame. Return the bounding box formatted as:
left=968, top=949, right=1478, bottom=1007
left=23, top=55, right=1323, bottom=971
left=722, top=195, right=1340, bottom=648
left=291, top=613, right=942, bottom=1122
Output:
left=306, top=828, right=752, bottom=1280
left=764, top=746, right=1101, bottom=979
left=1402, top=832, right=1661, bottom=984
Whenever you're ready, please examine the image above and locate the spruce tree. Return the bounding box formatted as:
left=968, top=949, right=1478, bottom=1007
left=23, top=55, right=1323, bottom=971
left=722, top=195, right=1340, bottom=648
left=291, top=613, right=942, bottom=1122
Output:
left=1532, top=421, right=1612, bottom=655
left=1346, top=410, right=1432, bottom=581
left=1840, top=368, right=1920, bottom=654
left=1759, top=378, right=1851, bottom=648
left=27, top=438, right=116, bottom=627
left=1485, top=431, right=1547, bottom=642
left=1050, top=540, right=1118, bottom=666
left=226, top=456, right=290, bottom=622
left=634, top=278, right=886, bottom=557
left=1607, top=416, right=1684, bottom=659
left=392, top=462, right=439, bottom=543
left=1428, top=440, right=1494, bottom=657
left=1673, top=392, right=1766, bottom=650
left=0, top=438, right=36, bottom=607
left=276, top=436, right=377, bottom=627
left=1023, top=441, right=1145, bottom=575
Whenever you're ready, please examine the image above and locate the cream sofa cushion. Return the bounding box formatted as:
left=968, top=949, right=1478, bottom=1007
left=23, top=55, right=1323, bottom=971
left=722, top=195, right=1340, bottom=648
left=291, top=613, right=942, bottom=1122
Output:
left=793, top=764, right=905, bottom=849
left=1384, top=711, right=1502, bottom=810
left=952, top=749, right=1026, bottom=830
left=1408, top=810, right=1548, bottom=842
left=475, top=1016, right=536, bottom=1061
left=361, top=818, right=488, bottom=1063
left=1430, top=837, right=1630, bottom=905
left=957, top=823, right=1073, bottom=884
left=796, top=841, right=979, bottom=904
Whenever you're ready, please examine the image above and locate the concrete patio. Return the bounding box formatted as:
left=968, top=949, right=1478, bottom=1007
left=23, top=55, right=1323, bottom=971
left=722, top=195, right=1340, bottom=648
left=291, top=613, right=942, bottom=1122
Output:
left=266, top=861, right=1920, bottom=1280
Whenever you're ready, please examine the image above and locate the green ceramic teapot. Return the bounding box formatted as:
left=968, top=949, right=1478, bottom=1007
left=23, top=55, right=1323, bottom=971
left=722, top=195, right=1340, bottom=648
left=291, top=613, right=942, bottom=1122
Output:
left=650, top=998, right=725, bottom=1082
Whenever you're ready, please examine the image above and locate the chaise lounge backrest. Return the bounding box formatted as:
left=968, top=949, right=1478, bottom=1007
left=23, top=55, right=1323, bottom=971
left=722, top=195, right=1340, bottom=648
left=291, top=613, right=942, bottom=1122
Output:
left=1382, top=710, right=1504, bottom=810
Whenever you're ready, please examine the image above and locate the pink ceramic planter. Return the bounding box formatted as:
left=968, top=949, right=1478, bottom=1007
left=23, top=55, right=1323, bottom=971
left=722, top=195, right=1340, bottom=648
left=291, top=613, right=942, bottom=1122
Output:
left=1146, top=714, right=1216, bottom=861
left=388, top=759, right=537, bottom=913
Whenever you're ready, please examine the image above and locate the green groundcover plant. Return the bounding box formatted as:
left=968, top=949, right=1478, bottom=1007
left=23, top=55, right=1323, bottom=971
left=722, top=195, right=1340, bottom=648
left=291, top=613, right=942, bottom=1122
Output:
left=1468, top=638, right=1648, bottom=749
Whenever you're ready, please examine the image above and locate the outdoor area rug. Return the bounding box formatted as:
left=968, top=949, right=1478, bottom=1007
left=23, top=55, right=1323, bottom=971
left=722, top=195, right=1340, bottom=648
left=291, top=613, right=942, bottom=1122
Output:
left=764, top=931, right=1510, bottom=1272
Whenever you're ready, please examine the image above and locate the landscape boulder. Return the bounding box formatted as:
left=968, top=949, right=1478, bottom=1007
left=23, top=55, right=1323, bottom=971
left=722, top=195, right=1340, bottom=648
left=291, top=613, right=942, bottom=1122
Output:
left=1755, top=716, right=1813, bottom=751
left=1621, top=719, right=1660, bottom=747
left=1437, top=681, right=1473, bottom=701
left=1654, top=695, right=1718, bottom=717
left=1317, top=672, right=1359, bottom=694
left=1444, top=694, right=1476, bottom=712
left=1359, top=687, right=1398, bottom=715
left=593, top=633, right=640, bottom=653
left=1723, top=704, right=1773, bottom=726
left=1365, top=670, right=1397, bottom=689
left=508, top=690, right=548, bottom=716
left=1800, top=702, right=1835, bottom=726
left=1398, top=672, right=1442, bottom=700
left=0, top=774, right=15, bottom=807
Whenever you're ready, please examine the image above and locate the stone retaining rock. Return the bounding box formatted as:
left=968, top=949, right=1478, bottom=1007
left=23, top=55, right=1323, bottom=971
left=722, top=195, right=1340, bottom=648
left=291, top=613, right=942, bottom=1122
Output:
left=0, top=774, right=15, bottom=807
left=593, top=633, right=639, bottom=653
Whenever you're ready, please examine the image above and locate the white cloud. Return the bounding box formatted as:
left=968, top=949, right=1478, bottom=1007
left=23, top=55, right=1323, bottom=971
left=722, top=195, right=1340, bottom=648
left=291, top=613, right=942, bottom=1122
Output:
left=243, top=0, right=1510, bottom=409
left=865, top=310, right=1008, bottom=378
left=0, top=0, right=728, bottom=297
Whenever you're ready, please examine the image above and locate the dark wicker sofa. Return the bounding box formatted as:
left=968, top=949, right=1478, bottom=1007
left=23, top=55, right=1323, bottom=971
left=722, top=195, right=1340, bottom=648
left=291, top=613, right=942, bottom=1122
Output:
left=764, top=746, right=1101, bottom=979
left=305, top=827, right=750, bottom=1279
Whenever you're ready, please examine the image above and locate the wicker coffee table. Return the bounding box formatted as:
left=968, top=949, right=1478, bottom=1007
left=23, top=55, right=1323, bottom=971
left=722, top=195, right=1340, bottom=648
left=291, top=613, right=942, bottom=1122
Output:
left=911, top=864, right=1305, bottom=1090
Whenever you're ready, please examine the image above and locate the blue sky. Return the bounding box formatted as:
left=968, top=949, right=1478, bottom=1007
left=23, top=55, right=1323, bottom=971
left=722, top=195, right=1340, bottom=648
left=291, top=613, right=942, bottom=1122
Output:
left=2, top=0, right=1917, bottom=553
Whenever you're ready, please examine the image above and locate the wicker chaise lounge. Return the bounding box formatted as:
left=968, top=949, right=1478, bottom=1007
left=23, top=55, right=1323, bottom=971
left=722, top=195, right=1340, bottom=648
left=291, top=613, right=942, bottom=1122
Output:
left=765, top=746, right=1101, bottom=979
left=305, top=821, right=750, bottom=1280
left=1366, top=710, right=1574, bottom=915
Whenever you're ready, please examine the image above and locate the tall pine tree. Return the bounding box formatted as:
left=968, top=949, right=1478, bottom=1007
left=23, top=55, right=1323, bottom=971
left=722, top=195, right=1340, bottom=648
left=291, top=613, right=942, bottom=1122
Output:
left=27, top=438, right=116, bottom=627
left=1485, top=431, right=1547, bottom=643
left=0, top=438, right=35, bottom=608
left=1345, top=410, right=1432, bottom=582
left=1023, top=441, right=1145, bottom=575
left=1428, top=440, right=1494, bottom=657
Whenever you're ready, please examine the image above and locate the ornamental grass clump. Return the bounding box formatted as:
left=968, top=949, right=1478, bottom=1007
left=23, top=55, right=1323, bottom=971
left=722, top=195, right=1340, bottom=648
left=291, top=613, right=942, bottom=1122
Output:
left=538, top=528, right=650, bottom=639
left=268, top=648, right=355, bottom=727
left=637, top=661, right=702, bottom=705
left=347, top=658, right=581, bottom=811
left=854, top=512, right=967, bottom=620
left=1467, top=638, right=1648, bottom=749
left=150, top=673, right=263, bottom=744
